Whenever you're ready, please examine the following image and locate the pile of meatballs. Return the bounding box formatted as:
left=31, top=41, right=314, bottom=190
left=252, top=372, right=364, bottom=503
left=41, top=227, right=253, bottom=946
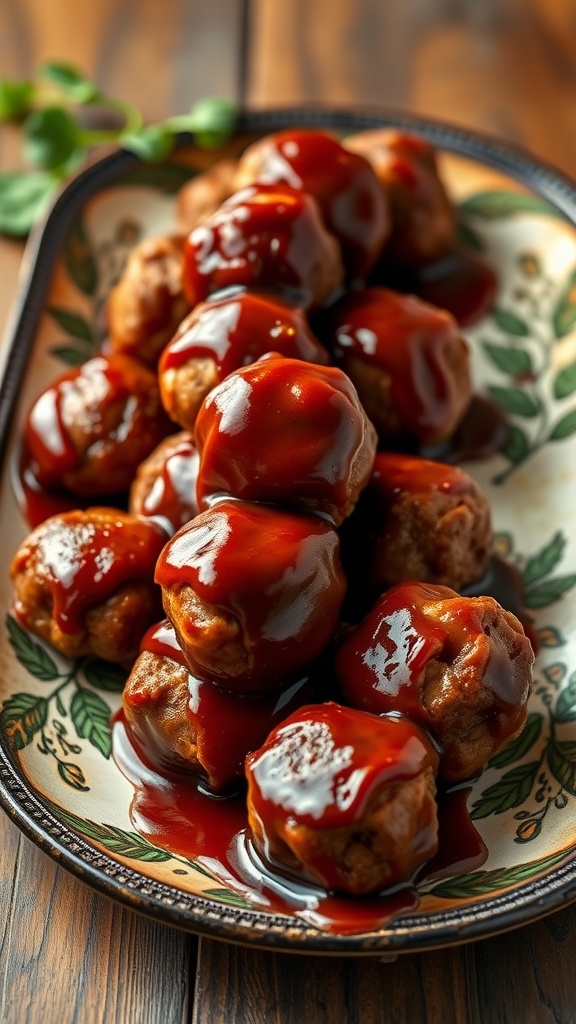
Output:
left=10, top=126, right=534, bottom=898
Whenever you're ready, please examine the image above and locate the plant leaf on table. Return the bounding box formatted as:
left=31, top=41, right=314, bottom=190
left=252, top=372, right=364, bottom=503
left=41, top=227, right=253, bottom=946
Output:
left=0, top=61, right=237, bottom=237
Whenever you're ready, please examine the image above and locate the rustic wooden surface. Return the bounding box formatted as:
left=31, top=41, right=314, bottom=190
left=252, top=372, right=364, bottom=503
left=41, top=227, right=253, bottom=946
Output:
left=2, top=1, right=576, bottom=1021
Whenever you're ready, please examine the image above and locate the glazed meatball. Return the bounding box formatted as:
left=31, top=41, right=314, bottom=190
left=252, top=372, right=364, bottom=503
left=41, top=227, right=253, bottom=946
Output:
left=344, top=129, right=457, bottom=268
left=182, top=183, right=344, bottom=311
left=24, top=354, right=173, bottom=499
left=336, top=582, right=534, bottom=781
left=246, top=702, right=439, bottom=895
left=176, top=158, right=237, bottom=233
left=366, top=452, right=492, bottom=591
left=155, top=499, right=347, bottom=692
left=107, top=234, right=190, bottom=366
left=331, top=286, right=471, bottom=445
left=158, top=289, right=329, bottom=432
left=233, top=128, right=390, bottom=279
left=194, top=354, right=377, bottom=526
left=10, top=508, right=168, bottom=664
left=129, top=431, right=200, bottom=533
left=123, top=619, right=317, bottom=792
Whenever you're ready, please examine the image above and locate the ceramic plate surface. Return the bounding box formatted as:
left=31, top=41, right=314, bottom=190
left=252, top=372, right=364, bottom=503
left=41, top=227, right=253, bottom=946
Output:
left=2, top=109, right=576, bottom=954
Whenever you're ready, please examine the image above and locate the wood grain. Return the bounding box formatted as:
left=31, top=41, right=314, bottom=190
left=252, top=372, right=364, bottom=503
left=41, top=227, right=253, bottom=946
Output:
left=248, top=0, right=576, bottom=177
left=194, top=916, right=576, bottom=1024
left=0, top=817, right=193, bottom=1024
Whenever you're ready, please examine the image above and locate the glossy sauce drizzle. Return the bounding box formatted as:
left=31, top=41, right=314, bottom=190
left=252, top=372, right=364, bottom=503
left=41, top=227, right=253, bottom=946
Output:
left=113, top=711, right=487, bottom=935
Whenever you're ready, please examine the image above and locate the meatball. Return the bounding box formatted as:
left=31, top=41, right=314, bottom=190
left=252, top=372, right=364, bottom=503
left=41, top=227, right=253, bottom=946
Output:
left=336, top=582, right=534, bottom=781
left=182, top=183, right=344, bottom=311
left=158, top=289, right=329, bottom=432
left=366, top=452, right=492, bottom=592
left=10, top=508, right=168, bottom=664
left=331, top=286, right=471, bottom=445
left=24, top=354, right=173, bottom=499
left=128, top=431, right=200, bottom=533
left=194, top=354, right=377, bottom=526
left=155, top=499, right=347, bottom=692
left=233, top=128, right=390, bottom=279
left=175, top=158, right=237, bottom=233
left=123, top=618, right=317, bottom=792
left=245, top=702, right=439, bottom=895
left=344, top=129, right=457, bottom=268
left=107, top=234, right=190, bottom=366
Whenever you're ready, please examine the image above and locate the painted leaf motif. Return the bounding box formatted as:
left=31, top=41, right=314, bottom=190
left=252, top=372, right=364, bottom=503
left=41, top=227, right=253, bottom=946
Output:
left=537, top=626, right=566, bottom=648
left=49, top=344, right=90, bottom=366
left=553, top=362, right=576, bottom=399
left=202, top=888, right=253, bottom=909
left=6, top=615, right=60, bottom=681
left=487, top=713, right=543, bottom=769
left=482, top=341, right=533, bottom=376
left=544, top=662, right=567, bottom=686
left=47, top=306, right=95, bottom=343
left=523, top=575, right=576, bottom=609
left=501, top=425, right=530, bottom=465
left=57, top=761, right=89, bottom=791
left=425, top=849, right=572, bottom=899
left=0, top=693, right=48, bottom=750
left=552, top=267, right=576, bottom=339
left=469, top=761, right=539, bottom=819
left=45, top=801, right=174, bottom=862
left=70, top=689, right=112, bottom=758
left=522, top=532, right=565, bottom=587
left=555, top=671, right=576, bottom=722
left=458, top=191, right=559, bottom=221
left=549, top=409, right=576, bottom=440
left=83, top=658, right=127, bottom=693
left=63, top=216, right=98, bottom=296
left=547, top=740, right=576, bottom=796
left=491, top=308, right=529, bottom=336
left=486, top=385, right=540, bottom=417
left=456, top=218, right=484, bottom=252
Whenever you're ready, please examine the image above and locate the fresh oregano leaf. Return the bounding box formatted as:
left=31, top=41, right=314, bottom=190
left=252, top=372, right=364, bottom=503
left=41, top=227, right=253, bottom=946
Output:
left=39, top=62, right=98, bottom=104
left=0, top=170, right=58, bottom=236
left=0, top=79, right=34, bottom=120
left=121, top=124, right=175, bottom=162
left=24, top=106, right=81, bottom=170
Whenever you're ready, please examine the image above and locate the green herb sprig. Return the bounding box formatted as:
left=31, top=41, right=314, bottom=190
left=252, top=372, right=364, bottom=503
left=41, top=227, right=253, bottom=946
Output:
left=0, top=61, right=237, bottom=237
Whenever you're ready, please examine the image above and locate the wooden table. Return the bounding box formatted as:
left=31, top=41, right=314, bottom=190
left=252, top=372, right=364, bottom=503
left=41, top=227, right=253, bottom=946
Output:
left=2, top=2, right=576, bottom=1021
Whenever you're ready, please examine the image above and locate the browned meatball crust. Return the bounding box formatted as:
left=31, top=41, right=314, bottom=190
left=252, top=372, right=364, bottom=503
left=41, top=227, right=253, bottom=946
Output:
left=10, top=508, right=167, bottom=664
left=246, top=703, right=439, bottom=894
left=107, top=234, right=190, bottom=366
left=158, top=289, right=330, bottom=433
left=330, top=287, right=471, bottom=446
left=129, top=431, right=200, bottom=532
left=155, top=500, right=347, bottom=692
left=337, top=582, right=534, bottom=782
left=24, top=354, right=173, bottom=499
left=123, top=620, right=318, bottom=792
left=368, top=453, right=492, bottom=591
left=175, top=159, right=237, bottom=233
left=344, top=129, right=457, bottom=268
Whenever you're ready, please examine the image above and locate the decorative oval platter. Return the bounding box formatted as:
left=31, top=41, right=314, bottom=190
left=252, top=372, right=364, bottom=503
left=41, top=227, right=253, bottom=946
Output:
left=2, top=109, right=576, bottom=954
